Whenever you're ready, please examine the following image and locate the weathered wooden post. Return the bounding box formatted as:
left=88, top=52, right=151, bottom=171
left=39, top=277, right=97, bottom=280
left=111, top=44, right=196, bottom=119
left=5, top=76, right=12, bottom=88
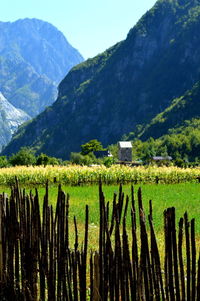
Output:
left=0, top=195, right=3, bottom=283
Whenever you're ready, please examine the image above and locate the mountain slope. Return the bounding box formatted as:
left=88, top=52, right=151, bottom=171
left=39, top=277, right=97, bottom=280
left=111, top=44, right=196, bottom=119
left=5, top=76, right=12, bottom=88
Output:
left=3, top=0, right=200, bottom=159
left=127, top=118, right=200, bottom=163
left=0, top=92, right=30, bottom=149
left=0, top=18, right=84, bottom=116
left=137, top=80, right=200, bottom=140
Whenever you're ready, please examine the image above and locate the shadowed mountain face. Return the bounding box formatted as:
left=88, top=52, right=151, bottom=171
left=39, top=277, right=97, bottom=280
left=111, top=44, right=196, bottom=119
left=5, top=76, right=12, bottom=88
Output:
left=137, top=81, right=200, bottom=141
left=0, top=18, right=84, bottom=117
left=3, top=0, right=200, bottom=159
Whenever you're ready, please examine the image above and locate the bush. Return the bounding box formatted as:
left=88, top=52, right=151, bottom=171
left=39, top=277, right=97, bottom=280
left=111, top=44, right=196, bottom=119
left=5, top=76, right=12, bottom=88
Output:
left=103, top=157, right=115, bottom=168
left=9, top=147, right=36, bottom=166
left=174, top=158, right=185, bottom=167
left=70, top=152, right=94, bottom=166
left=0, top=156, right=9, bottom=168
left=36, top=153, right=61, bottom=166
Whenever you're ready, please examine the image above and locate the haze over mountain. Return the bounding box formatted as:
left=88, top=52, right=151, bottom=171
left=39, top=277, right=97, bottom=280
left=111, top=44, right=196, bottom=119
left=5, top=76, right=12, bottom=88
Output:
left=0, top=18, right=84, bottom=117
left=3, top=0, right=200, bottom=159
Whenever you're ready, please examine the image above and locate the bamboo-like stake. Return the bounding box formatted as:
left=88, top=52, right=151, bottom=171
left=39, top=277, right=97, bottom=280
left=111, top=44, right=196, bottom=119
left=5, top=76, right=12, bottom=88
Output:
left=178, top=217, right=185, bottom=301
left=171, top=207, right=180, bottom=301
left=0, top=196, right=3, bottom=283
left=191, top=218, right=196, bottom=301
left=185, top=212, right=191, bottom=301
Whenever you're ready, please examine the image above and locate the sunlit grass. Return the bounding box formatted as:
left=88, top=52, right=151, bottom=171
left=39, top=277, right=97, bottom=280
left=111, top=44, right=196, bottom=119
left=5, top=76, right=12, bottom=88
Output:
left=43, top=183, right=200, bottom=232
left=1, top=182, right=199, bottom=232
left=1, top=182, right=200, bottom=269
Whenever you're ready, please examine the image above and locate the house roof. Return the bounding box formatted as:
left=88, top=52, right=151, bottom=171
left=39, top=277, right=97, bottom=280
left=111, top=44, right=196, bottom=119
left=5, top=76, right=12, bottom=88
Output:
left=152, top=156, right=172, bottom=161
left=118, top=141, right=132, bottom=148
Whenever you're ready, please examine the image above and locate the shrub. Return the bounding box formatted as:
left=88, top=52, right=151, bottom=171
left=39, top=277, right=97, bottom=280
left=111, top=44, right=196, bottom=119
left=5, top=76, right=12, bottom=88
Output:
left=70, top=152, right=94, bottom=166
left=36, top=153, right=61, bottom=166
left=103, top=157, right=115, bottom=168
left=9, top=147, right=36, bottom=166
left=0, top=156, right=9, bottom=168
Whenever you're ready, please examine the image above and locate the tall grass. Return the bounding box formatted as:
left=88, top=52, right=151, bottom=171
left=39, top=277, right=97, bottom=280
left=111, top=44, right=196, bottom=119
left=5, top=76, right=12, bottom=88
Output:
left=5, top=182, right=197, bottom=234
left=0, top=165, right=199, bottom=185
left=1, top=181, right=200, bottom=300
left=56, top=183, right=200, bottom=233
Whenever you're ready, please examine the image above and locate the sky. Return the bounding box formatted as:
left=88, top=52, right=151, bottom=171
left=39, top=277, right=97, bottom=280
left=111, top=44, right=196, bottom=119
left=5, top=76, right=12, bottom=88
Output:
left=0, top=0, right=156, bottom=59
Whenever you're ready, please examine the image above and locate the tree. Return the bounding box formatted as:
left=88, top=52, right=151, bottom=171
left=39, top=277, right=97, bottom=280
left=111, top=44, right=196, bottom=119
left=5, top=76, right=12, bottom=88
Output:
left=0, top=156, right=9, bottom=168
left=9, top=147, right=36, bottom=166
left=81, top=139, right=104, bottom=155
left=36, top=153, right=61, bottom=166
left=70, top=152, right=94, bottom=166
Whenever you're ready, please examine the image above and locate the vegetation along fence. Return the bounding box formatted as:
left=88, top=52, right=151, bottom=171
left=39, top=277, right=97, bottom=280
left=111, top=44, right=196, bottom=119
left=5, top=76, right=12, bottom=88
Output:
left=0, top=180, right=200, bottom=300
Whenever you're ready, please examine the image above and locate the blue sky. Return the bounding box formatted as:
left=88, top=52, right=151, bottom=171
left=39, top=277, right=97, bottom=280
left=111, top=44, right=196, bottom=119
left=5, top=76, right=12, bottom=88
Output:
left=0, top=0, right=156, bottom=59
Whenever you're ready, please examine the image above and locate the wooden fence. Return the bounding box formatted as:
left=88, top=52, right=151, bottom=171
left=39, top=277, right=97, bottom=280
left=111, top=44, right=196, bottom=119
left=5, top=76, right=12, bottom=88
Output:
left=0, top=180, right=200, bottom=300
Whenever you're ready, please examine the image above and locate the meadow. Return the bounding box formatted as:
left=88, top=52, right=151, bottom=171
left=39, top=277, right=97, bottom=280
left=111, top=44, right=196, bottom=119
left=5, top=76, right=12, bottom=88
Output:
left=0, top=165, right=199, bottom=248
left=0, top=164, right=199, bottom=234
left=1, top=181, right=199, bottom=234
left=1, top=171, right=200, bottom=300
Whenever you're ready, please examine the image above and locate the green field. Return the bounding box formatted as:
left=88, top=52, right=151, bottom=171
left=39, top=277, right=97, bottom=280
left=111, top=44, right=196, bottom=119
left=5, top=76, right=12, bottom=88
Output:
left=1, top=182, right=199, bottom=234
left=1, top=181, right=200, bottom=273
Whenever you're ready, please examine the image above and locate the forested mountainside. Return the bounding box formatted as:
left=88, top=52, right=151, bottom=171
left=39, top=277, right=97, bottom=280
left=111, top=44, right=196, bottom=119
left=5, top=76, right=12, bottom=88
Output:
left=0, top=18, right=83, bottom=116
left=126, top=80, right=200, bottom=141
left=0, top=92, right=30, bottom=149
left=122, top=118, right=200, bottom=164
left=3, top=0, right=200, bottom=159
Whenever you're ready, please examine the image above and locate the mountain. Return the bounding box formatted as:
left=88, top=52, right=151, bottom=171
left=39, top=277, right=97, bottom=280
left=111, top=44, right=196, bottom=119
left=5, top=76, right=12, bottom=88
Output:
left=0, top=92, right=30, bottom=148
left=136, top=81, right=200, bottom=140
left=3, top=0, right=200, bottom=159
left=124, top=80, right=200, bottom=163
left=0, top=18, right=84, bottom=116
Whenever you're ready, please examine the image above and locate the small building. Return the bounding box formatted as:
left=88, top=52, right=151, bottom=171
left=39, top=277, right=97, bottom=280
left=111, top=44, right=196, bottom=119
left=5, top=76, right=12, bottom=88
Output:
left=151, top=156, right=172, bottom=166
left=152, top=156, right=172, bottom=162
left=118, top=141, right=132, bottom=162
left=93, top=150, right=113, bottom=158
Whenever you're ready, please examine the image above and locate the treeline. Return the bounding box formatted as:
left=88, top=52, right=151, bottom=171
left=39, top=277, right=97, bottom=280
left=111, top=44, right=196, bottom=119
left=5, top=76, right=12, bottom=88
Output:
left=1, top=120, right=200, bottom=168
left=116, top=119, right=200, bottom=167
left=0, top=147, right=62, bottom=168
left=0, top=140, right=114, bottom=168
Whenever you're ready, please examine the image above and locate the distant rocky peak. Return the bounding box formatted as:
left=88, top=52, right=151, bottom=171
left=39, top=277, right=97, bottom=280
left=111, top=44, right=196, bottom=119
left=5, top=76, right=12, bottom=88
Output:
left=0, top=91, right=6, bottom=102
left=0, top=91, right=30, bottom=140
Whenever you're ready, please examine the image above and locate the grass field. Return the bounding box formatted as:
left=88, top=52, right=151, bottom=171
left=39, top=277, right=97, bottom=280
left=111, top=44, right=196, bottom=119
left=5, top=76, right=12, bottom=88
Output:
left=43, top=182, right=199, bottom=257
left=1, top=181, right=200, bottom=272
left=3, top=183, right=198, bottom=298
left=1, top=182, right=199, bottom=233
left=0, top=166, right=199, bottom=252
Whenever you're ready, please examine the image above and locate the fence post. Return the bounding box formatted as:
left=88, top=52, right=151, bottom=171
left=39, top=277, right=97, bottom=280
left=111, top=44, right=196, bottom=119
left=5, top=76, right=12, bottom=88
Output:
left=0, top=196, right=3, bottom=283
left=94, top=252, right=100, bottom=301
